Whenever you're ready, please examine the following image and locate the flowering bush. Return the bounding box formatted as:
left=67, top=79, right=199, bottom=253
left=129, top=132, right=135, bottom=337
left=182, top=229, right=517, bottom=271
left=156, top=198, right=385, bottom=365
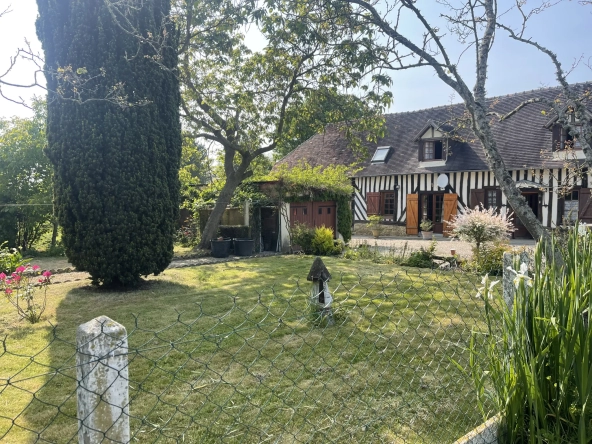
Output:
left=447, top=205, right=514, bottom=263
left=1, top=265, right=52, bottom=323
left=0, top=241, right=29, bottom=274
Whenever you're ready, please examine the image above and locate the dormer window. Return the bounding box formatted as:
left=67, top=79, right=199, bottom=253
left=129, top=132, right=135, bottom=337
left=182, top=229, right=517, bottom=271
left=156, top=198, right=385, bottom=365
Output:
left=551, top=113, right=587, bottom=151
left=371, top=146, right=392, bottom=164
left=566, top=125, right=582, bottom=149
left=414, top=121, right=448, bottom=164
left=423, top=141, right=444, bottom=160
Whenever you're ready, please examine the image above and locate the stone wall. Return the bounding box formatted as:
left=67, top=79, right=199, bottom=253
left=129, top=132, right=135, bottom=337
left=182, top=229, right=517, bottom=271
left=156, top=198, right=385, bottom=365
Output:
left=353, top=223, right=407, bottom=237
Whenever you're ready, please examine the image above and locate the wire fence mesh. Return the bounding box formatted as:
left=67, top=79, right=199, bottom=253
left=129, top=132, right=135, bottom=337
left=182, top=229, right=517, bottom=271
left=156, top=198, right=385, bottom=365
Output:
left=0, top=266, right=503, bottom=443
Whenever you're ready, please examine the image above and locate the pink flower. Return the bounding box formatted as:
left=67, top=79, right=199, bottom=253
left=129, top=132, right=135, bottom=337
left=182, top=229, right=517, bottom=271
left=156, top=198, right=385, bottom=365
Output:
left=42, top=271, right=52, bottom=278
left=12, top=275, right=21, bottom=282
left=5, top=279, right=12, bottom=285
left=5, top=288, right=12, bottom=295
left=0, top=273, right=5, bottom=281
left=15, top=266, right=26, bottom=273
left=38, top=278, right=44, bottom=283
left=32, top=265, right=40, bottom=271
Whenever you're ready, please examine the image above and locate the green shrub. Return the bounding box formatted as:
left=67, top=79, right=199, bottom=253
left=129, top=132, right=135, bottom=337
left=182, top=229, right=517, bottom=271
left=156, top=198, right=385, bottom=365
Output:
left=0, top=242, right=29, bottom=274
left=218, top=225, right=250, bottom=239
left=290, top=222, right=315, bottom=254
left=472, top=225, right=592, bottom=443
left=344, top=243, right=379, bottom=261
left=290, top=224, right=342, bottom=256
left=464, top=240, right=513, bottom=275
left=402, top=241, right=436, bottom=268
left=311, top=226, right=336, bottom=256
left=344, top=241, right=412, bottom=265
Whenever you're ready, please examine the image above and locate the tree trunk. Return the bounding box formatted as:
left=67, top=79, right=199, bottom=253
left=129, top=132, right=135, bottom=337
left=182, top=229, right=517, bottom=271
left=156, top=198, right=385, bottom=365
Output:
left=470, top=104, right=561, bottom=264
left=51, top=218, right=58, bottom=248
left=198, top=176, right=242, bottom=249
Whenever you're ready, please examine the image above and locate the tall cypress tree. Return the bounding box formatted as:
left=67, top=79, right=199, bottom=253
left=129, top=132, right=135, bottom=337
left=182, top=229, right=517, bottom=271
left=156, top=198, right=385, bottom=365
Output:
left=36, top=0, right=181, bottom=286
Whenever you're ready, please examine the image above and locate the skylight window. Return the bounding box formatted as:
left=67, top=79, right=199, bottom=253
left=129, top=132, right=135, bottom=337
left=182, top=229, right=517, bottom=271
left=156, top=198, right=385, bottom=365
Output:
left=371, top=146, right=392, bottom=164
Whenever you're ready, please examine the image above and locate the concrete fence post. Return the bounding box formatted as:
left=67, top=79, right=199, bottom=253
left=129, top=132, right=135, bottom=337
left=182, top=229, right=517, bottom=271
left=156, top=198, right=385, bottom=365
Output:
left=502, top=251, right=530, bottom=310
left=76, top=316, right=130, bottom=444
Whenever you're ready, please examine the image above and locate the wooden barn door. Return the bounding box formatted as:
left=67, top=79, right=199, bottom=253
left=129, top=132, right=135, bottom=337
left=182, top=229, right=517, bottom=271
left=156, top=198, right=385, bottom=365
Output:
left=406, top=194, right=419, bottom=235
left=313, top=201, right=337, bottom=234
left=443, top=193, right=458, bottom=237
left=290, top=202, right=313, bottom=228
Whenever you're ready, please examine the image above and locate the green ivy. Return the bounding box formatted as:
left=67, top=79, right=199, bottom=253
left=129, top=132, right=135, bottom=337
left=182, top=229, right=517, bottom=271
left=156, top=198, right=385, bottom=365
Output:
left=193, top=163, right=355, bottom=243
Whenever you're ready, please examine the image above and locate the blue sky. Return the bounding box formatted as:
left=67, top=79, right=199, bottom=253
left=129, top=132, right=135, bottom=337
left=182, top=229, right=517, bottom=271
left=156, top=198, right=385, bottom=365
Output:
left=0, top=0, right=590, bottom=119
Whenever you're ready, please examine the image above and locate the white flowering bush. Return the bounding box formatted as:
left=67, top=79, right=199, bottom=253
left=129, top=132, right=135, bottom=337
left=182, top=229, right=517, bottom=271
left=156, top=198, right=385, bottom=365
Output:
left=447, top=205, right=514, bottom=264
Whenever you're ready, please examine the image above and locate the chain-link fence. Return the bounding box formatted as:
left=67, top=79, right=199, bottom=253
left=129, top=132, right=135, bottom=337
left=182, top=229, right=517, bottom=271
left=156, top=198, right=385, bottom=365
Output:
left=0, top=263, right=502, bottom=443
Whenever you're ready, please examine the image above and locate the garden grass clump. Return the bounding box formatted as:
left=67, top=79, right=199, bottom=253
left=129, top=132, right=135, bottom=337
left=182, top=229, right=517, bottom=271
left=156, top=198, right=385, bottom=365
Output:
left=472, top=225, right=592, bottom=443
left=1, top=256, right=489, bottom=443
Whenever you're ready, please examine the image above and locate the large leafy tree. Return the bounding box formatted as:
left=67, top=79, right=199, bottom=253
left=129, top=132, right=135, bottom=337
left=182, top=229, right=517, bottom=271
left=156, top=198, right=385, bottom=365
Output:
left=36, top=0, right=182, bottom=286
left=0, top=102, right=53, bottom=250
left=170, top=0, right=391, bottom=248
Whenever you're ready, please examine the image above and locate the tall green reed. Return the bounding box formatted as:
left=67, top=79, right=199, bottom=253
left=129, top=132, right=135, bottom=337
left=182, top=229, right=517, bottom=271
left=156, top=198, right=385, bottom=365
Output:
left=473, top=225, right=592, bottom=443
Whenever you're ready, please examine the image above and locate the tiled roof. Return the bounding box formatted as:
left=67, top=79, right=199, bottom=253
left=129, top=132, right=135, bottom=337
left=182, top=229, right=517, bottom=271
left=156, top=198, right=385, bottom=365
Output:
left=274, top=83, right=592, bottom=177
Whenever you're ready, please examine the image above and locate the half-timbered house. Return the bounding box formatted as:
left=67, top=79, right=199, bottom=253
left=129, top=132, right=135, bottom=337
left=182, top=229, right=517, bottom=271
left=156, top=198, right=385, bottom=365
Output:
left=275, top=84, right=592, bottom=239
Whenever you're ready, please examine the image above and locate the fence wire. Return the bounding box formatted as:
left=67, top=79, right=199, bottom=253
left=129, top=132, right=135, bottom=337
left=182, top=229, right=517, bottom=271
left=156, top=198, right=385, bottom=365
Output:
left=0, top=268, right=502, bottom=443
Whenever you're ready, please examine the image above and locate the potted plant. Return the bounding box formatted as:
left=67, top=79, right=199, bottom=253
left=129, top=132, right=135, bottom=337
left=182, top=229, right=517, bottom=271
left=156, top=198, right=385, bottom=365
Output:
left=210, top=236, right=232, bottom=258
left=234, top=238, right=255, bottom=256
left=367, top=215, right=383, bottom=238
left=420, top=218, right=433, bottom=240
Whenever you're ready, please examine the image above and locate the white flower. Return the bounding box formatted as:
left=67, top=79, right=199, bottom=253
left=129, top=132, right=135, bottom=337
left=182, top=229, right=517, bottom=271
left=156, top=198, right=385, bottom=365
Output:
left=513, top=263, right=532, bottom=289
left=476, top=274, right=497, bottom=299
left=481, top=274, right=489, bottom=285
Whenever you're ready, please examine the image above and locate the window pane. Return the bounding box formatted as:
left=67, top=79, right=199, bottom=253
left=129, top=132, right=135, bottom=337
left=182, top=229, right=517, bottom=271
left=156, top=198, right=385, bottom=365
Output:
left=424, top=142, right=434, bottom=160
left=383, top=192, right=395, bottom=215
left=371, top=147, right=392, bottom=163
left=303, top=208, right=307, bottom=215
left=564, top=200, right=579, bottom=222
left=564, top=190, right=579, bottom=222
left=575, top=126, right=582, bottom=148
left=435, top=141, right=443, bottom=160
left=487, top=190, right=497, bottom=209
left=435, top=195, right=444, bottom=223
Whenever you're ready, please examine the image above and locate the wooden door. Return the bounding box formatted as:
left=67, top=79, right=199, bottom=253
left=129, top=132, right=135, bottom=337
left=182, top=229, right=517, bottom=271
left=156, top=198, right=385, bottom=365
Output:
left=406, top=194, right=419, bottom=235
left=313, top=201, right=337, bottom=234
left=419, top=193, right=445, bottom=233
left=261, top=208, right=279, bottom=251
left=366, top=192, right=380, bottom=216
left=443, top=193, right=458, bottom=237
left=290, top=202, right=313, bottom=228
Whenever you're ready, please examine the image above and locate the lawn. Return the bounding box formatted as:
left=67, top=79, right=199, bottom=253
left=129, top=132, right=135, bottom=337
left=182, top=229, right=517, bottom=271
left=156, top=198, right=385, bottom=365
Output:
left=0, top=255, right=493, bottom=443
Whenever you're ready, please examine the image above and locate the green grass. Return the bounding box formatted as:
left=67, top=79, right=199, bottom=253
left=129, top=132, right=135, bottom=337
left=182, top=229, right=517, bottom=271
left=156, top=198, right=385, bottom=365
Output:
left=0, top=256, right=492, bottom=443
